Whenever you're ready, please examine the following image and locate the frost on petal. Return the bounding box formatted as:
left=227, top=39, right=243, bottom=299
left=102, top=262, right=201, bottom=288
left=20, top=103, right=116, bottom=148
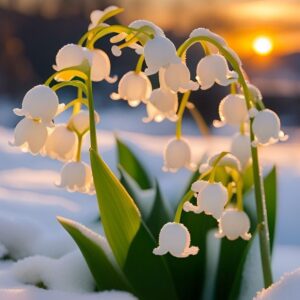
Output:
left=57, top=161, right=94, bottom=194
left=10, top=118, right=48, bottom=155
left=208, top=152, right=241, bottom=171
left=14, top=85, right=60, bottom=125
left=144, top=88, right=178, bottom=123
left=230, top=133, right=251, bottom=168
left=129, top=20, right=165, bottom=37
left=163, top=138, right=192, bottom=172
left=184, top=182, right=227, bottom=219
left=153, top=222, right=199, bottom=258
left=164, top=62, right=199, bottom=93
left=43, top=124, right=77, bottom=162
left=144, top=36, right=181, bottom=75
left=189, top=27, right=227, bottom=47
left=196, top=54, right=238, bottom=90
left=90, top=49, right=113, bottom=82
left=54, top=44, right=88, bottom=72
left=252, top=109, right=287, bottom=146
left=112, top=71, right=152, bottom=105
left=218, top=94, right=248, bottom=126
left=216, top=208, right=251, bottom=240
left=69, top=110, right=100, bottom=135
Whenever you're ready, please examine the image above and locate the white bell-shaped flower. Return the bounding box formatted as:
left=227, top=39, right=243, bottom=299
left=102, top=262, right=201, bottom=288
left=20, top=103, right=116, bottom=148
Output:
left=69, top=110, right=100, bottom=135
left=215, top=208, right=251, bottom=240
left=90, top=49, right=116, bottom=83
left=144, top=88, right=178, bottom=123
left=163, top=62, right=199, bottom=93
left=251, top=108, right=288, bottom=146
left=144, top=36, right=181, bottom=76
left=230, top=133, right=251, bottom=168
left=10, top=118, right=48, bottom=155
left=54, top=44, right=92, bottom=72
left=246, top=83, right=262, bottom=102
left=163, top=138, right=194, bottom=172
left=214, top=94, right=248, bottom=127
left=13, top=85, right=63, bottom=126
left=110, top=71, right=152, bottom=107
left=153, top=222, right=199, bottom=258
left=196, top=54, right=238, bottom=90
left=57, top=161, right=95, bottom=194
left=43, top=124, right=77, bottom=161
left=184, top=181, right=228, bottom=220
left=88, top=6, right=118, bottom=30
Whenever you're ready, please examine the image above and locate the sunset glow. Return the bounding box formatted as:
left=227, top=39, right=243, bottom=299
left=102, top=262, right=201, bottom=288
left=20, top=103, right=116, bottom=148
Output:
left=253, top=36, right=274, bottom=56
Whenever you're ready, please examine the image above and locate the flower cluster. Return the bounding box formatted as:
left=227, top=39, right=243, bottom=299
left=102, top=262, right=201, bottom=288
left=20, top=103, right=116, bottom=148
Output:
left=10, top=6, right=286, bottom=264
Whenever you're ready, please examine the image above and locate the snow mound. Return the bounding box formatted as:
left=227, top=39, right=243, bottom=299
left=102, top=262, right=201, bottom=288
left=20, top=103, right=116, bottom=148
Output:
left=0, top=289, right=137, bottom=300
left=12, top=251, right=94, bottom=293
left=255, top=268, right=300, bottom=300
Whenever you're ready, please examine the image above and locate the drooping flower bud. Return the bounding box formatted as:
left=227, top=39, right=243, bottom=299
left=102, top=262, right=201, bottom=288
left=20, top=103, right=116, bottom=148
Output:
left=144, top=36, right=181, bottom=76
left=90, top=49, right=116, bottom=83
left=214, top=94, right=248, bottom=127
left=43, top=124, right=77, bottom=161
left=153, top=222, right=199, bottom=258
left=56, top=161, right=95, bottom=194
left=144, top=88, right=178, bottom=123
left=13, top=85, right=63, bottom=126
left=68, top=110, right=100, bottom=135
left=230, top=133, right=251, bottom=168
left=196, top=54, right=238, bottom=90
left=184, top=181, right=228, bottom=219
left=110, top=71, right=152, bottom=107
left=129, top=20, right=165, bottom=37
left=251, top=108, right=288, bottom=146
left=163, top=62, right=199, bottom=93
left=88, top=6, right=119, bottom=30
left=189, top=28, right=227, bottom=47
left=215, top=208, right=251, bottom=240
left=10, top=118, right=48, bottom=155
left=163, top=138, right=194, bottom=172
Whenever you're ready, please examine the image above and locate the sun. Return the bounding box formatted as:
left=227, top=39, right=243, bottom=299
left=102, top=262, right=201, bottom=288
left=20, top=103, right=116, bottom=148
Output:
left=252, top=36, right=273, bottom=56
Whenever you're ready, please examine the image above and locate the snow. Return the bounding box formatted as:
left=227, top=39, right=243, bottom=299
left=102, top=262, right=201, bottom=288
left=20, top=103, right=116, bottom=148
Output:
left=1, top=114, right=300, bottom=299
left=254, top=268, right=300, bottom=300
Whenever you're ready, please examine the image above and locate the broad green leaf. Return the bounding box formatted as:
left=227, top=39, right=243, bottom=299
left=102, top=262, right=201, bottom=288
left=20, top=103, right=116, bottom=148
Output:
left=90, top=150, right=178, bottom=300
left=123, top=223, right=178, bottom=300
left=118, top=165, right=155, bottom=218
left=146, top=181, right=171, bottom=237
left=90, top=149, right=141, bottom=267
left=57, top=216, right=130, bottom=291
left=264, top=166, right=277, bottom=251
left=116, top=137, right=152, bottom=189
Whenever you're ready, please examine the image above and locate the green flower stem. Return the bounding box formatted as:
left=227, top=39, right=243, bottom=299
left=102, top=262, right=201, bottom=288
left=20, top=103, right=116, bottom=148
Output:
left=45, top=68, right=87, bottom=86
left=176, top=91, right=191, bottom=139
left=178, top=36, right=273, bottom=287
left=73, top=87, right=82, bottom=115
left=86, top=73, right=98, bottom=152
left=76, top=133, right=83, bottom=162
left=51, top=80, right=88, bottom=95
left=135, top=55, right=145, bottom=73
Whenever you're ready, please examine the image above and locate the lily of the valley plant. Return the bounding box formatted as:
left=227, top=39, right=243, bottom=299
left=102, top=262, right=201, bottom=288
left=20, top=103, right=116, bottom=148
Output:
left=11, top=6, right=285, bottom=300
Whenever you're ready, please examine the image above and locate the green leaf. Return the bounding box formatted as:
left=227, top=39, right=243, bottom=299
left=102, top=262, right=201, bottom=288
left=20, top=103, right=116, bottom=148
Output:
left=90, top=149, right=141, bottom=267
left=146, top=181, right=171, bottom=237
left=264, top=166, right=277, bottom=251
left=118, top=165, right=155, bottom=218
left=90, top=149, right=178, bottom=300
left=57, top=216, right=130, bottom=291
left=116, top=137, right=152, bottom=189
